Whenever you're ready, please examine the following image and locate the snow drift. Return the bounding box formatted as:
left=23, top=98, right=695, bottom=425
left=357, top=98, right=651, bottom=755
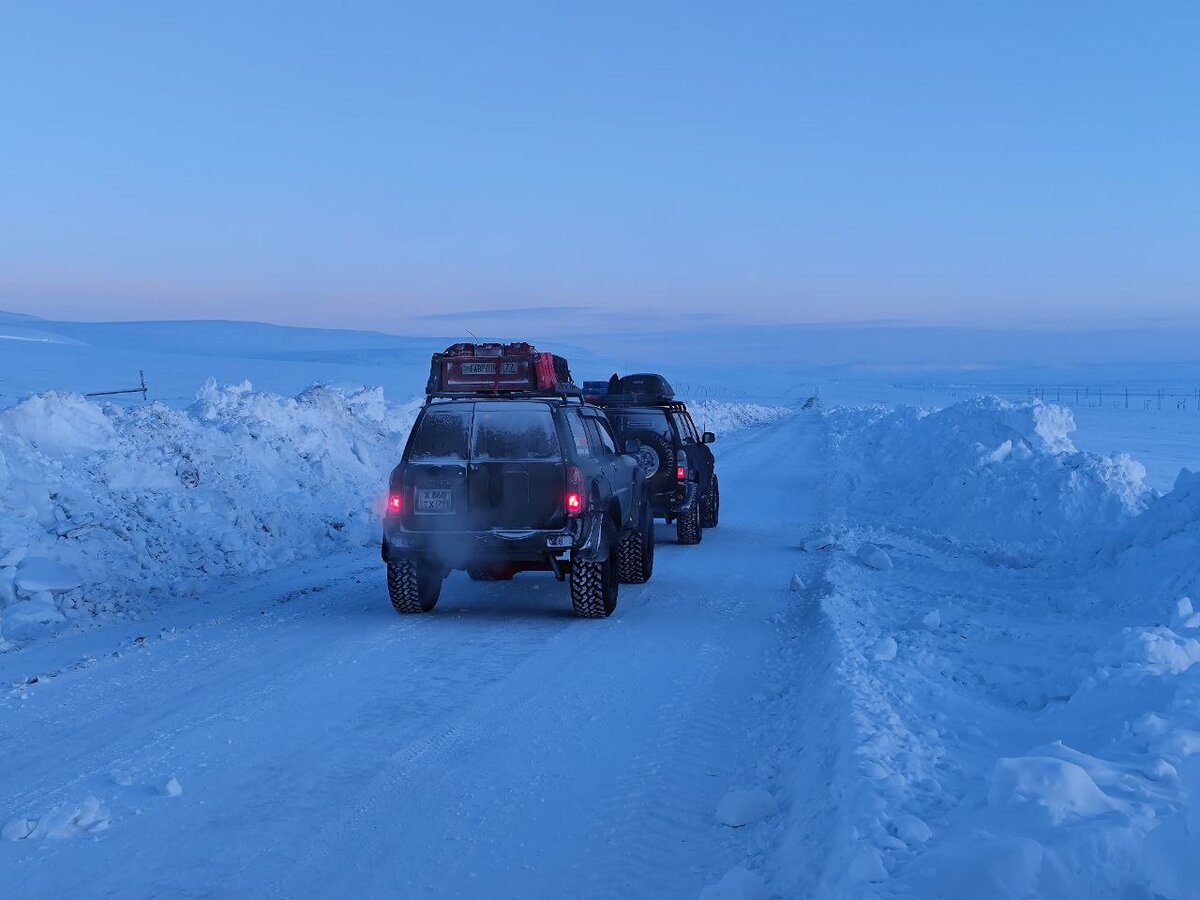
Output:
left=827, top=397, right=1150, bottom=555
left=0, top=381, right=420, bottom=646
left=809, top=397, right=1200, bottom=899
left=680, top=399, right=792, bottom=435
left=1097, top=467, right=1200, bottom=618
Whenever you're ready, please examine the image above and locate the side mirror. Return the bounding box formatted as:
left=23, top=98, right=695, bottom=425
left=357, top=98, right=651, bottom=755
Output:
left=624, top=438, right=642, bottom=454
left=701, top=432, right=716, bottom=444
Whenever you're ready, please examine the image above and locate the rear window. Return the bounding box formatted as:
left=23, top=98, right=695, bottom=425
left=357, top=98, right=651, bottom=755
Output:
left=472, top=403, right=561, bottom=460
left=605, top=408, right=674, bottom=441
left=408, top=408, right=472, bottom=460
left=407, top=402, right=563, bottom=462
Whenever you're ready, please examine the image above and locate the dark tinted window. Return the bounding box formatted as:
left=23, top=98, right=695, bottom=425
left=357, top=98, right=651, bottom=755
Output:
left=408, top=408, right=472, bottom=460
left=587, top=417, right=618, bottom=455
left=676, top=413, right=699, bottom=443
left=564, top=411, right=593, bottom=457
left=472, top=403, right=561, bottom=460
left=605, top=408, right=674, bottom=442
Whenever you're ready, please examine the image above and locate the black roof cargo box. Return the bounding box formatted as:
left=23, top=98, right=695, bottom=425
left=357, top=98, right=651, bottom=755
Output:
left=613, top=373, right=675, bottom=402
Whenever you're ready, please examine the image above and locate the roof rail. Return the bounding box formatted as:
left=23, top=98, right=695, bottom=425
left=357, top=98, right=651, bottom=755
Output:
left=596, top=394, right=685, bottom=410
left=425, top=388, right=584, bottom=405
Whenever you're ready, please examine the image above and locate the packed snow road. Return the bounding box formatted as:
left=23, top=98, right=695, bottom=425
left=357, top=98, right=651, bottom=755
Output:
left=1, top=413, right=830, bottom=899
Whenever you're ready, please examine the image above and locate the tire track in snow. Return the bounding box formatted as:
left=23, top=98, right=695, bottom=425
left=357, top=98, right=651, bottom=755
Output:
left=261, top=602, right=637, bottom=897
left=586, top=638, right=737, bottom=896
left=0, top=558, right=383, bottom=810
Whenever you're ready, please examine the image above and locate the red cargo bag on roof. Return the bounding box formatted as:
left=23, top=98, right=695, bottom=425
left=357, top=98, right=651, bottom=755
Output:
left=425, top=342, right=573, bottom=394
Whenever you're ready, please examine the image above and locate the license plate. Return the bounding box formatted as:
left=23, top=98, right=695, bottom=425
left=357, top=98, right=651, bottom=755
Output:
left=416, top=488, right=453, bottom=513
left=547, top=534, right=573, bottom=548
left=460, top=362, right=519, bottom=375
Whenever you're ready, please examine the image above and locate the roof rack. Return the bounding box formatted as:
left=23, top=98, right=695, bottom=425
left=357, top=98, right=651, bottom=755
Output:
left=595, top=394, right=687, bottom=411
left=425, top=387, right=585, bottom=405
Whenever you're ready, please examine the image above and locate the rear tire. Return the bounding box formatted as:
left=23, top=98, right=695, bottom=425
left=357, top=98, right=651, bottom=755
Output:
left=700, top=475, right=720, bottom=529
left=570, top=546, right=618, bottom=618
left=616, top=504, right=655, bottom=584
left=387, top=560, right=442, bottom=614
left=676, top=499, right=703, bottom=545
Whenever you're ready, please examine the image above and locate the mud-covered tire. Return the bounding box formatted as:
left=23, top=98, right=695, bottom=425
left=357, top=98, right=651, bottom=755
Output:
left=676, top=499, right=703, bottom=545
left=616, top=504, right=655, bottom=584
left=570, top=547, right=618, bottom=618
left=387, top=560, right=442, bottom=613
left=700, top=475, right=720, bottom=529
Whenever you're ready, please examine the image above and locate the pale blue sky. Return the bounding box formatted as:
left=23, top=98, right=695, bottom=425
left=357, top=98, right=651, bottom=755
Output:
left=1, top=1, right=1197, bottom=332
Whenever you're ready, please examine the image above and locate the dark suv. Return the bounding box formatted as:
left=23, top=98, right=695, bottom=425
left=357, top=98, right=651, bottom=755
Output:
left=593, top=374, right=718, bottom=545
left=381, top=396, right=654, bottom=618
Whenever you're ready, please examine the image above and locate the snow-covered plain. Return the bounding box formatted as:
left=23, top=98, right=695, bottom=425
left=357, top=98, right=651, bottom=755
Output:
left=3, top=312, right=1200, bottom=898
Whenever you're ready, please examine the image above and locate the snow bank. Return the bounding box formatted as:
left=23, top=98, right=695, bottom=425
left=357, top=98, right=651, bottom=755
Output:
left=0, top=381, right=420, bottom=645
left=680, top=399, right=792, bottom=435
left=1096, top=467, right=1200, bottom=620
left=804, top=397, right=1200, bottom=898
left=828, top=397, right=1150, bottom=554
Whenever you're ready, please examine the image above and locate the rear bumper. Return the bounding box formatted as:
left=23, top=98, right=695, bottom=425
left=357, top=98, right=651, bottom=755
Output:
left=648, top=482, right=697, bottom=519
left=382, top=511, right=608, bottom=568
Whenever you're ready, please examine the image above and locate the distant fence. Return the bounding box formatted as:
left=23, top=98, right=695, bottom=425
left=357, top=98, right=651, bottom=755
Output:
left=894, top=383, right=1200, bottom=412
left=85, top=370, right=149, bottom=402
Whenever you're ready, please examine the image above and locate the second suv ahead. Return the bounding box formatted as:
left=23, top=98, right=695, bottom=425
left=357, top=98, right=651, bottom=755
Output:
left=592, top=374, right=718, bottom=545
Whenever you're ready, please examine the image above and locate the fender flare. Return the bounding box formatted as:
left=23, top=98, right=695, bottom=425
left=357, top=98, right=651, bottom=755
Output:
left=574, top=512, right=610, bottom=563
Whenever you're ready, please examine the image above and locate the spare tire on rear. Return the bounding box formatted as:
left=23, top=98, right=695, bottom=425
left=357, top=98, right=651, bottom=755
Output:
left=629, top=430, right=673, bottom=483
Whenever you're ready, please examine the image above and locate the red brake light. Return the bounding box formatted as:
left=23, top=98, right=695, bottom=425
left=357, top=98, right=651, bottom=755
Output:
left=677, top=465, right=687, bottom=481
left=387, top=493, right=403, bottom=515
left=566, top=466, right=586, bottom=517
